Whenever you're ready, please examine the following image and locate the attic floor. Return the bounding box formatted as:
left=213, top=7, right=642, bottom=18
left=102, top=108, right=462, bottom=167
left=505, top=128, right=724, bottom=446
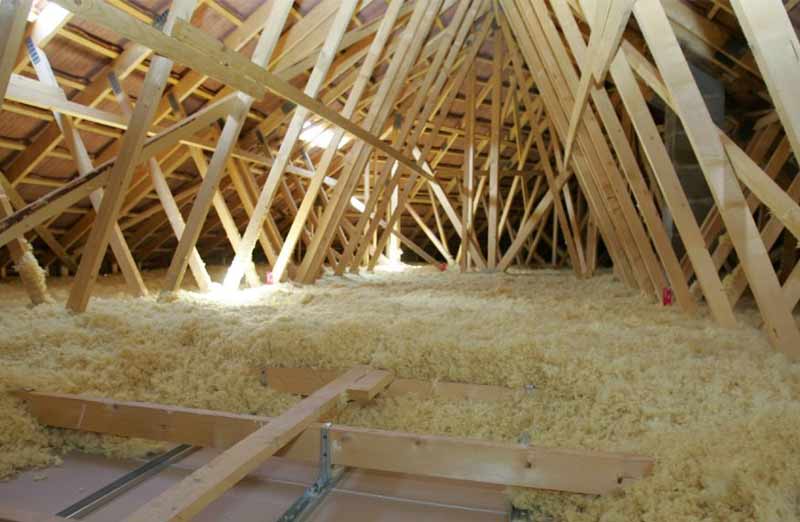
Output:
left=1, top=265, right=798, bottom=520
left=0, top=451, right=506, bottom=520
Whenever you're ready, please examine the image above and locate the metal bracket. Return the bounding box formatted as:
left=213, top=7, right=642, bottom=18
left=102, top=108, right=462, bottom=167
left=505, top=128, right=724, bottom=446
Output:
left=56, top=444, right=196, bottom=519
left=277, top=423, right=346, bottom=522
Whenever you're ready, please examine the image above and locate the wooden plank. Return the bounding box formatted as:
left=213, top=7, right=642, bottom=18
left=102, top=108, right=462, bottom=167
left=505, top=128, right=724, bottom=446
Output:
left=461, top=64, right=476, bottom=272
left=117, top=367, right=379, bottom=522
left=66, top=0, right=198, bottom=312
left=728, top=0, right=800, bottom=169
left=0, top=95, right=237, bottom=250
left=16, top=391, right=654, bottom=495
left=723, top=141, right=800, bottom=241
left=549, top=0, right=695, bottom=312
left=0, top=0, right=34, bottom=104
left=161, top=0, right=296, bottom=292
left=488, top=29, right=502, bottom=269
left=5, top=74, right=130, bottom=130
left=28, top=41, right=148, bottom=298
left=631, top=0, right=800, bottom=357
left=221, top=0, right=359, bottom=291
left=346, top=370, right=395, bottom=403
left=724, top=175, right=800, bottom=304
left=111, top=82, right=213, bottom=292
left=262, top=367, right=520, bottom=402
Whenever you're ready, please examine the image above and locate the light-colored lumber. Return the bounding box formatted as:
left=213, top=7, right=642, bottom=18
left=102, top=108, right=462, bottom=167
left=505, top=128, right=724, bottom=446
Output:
left=549, top=0, right=695, bottom=310
left=221, top=0, right=359, bottom=290
left=16, top=390, right=655, bottom=495
left=728, top=0, right=800, bottom=168
left=488, top=29, right=502, bottom=269
left=28, top=41, right=148, bottom=298
left=562, top=0, right=635, bottom=167
left=461, top=64, right=476, bottom=272
left=0, top=94, right=237, bottom=250
left=117, top=366, right=383, bottom=522
left=111, top=82, right=212, bottom=292
left=0, top=0, right=35, bottom=103
left=66, top=0, right=198, bottom=312
left=161, top=0, right=296, bottom=292
left=261, top=367, right=519, bottom=402
left=631, top=0, right=800, bottom=357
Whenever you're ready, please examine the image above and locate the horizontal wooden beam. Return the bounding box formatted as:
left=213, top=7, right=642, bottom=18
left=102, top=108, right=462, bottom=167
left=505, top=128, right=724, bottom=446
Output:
left=16, top=390, right=654, bottom=495
left=262, top=367, right=521, bottom=401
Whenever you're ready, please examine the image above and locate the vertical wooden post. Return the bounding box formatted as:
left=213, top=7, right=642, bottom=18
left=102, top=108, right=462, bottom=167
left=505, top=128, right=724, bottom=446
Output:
left=488, top=28, right=502, bottom=269
left=461, top=64, right=476, bottom=273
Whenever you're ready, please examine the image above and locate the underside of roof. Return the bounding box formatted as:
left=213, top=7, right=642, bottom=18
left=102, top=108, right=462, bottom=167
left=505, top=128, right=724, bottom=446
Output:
left=0, top=0, right=799, bottom=356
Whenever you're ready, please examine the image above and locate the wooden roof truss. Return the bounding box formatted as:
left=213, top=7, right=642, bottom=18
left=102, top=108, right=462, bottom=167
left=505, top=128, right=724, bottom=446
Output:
left=0, top=0, right=798, bottom=358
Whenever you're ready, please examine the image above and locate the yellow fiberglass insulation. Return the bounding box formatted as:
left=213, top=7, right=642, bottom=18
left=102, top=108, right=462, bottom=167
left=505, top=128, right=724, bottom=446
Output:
left=0, top=265, right=799, bottom=521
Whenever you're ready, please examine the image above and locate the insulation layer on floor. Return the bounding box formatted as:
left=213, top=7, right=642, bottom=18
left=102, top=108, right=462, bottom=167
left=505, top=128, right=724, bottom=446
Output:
left=1, top=266, right=799, bottom=521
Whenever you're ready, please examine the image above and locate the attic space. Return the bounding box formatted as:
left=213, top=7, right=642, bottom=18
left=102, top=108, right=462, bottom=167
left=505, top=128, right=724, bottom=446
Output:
left=0, top=0, right=799, bottom=521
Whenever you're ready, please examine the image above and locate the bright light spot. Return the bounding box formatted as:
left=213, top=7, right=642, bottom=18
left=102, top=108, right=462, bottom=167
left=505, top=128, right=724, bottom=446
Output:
left=204, top=282, right=277, bottom=306
left=374, top=258, right=408, bottom=273
left=300, top=121, right=350, bottom=150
